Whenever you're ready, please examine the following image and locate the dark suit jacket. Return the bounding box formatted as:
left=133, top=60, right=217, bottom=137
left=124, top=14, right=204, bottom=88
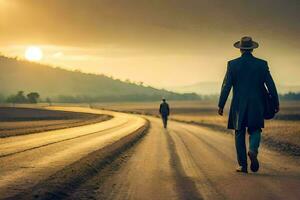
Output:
left=159, top=102, right=170, bottom=117
left=218, top=52, right=279, bottom=130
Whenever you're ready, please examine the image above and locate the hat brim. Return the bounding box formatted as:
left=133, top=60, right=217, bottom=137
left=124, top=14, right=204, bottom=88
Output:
left=233, top=41, right=259, bottom=49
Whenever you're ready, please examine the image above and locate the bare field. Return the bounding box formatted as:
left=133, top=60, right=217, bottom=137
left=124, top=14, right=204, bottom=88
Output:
left=0, top=107, right=112, bottom=137
left=93, top=100, right=300, bottom=156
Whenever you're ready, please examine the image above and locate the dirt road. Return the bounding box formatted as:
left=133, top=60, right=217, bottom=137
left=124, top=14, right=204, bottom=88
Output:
left=1, top=108, right=299, bottom=200
left=0, top=107, right=146, bottom=199
left=70, top=116, right=300, bottom=200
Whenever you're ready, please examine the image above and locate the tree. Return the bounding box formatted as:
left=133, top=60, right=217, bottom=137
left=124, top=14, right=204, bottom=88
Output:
left=27, top=92, right=40, bottom=103
left=6, top=91, right=27, bottom=103
left=16, top=91, right=27, bottom=103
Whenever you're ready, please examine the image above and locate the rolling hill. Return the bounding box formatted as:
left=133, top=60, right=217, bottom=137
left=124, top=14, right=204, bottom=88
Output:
left=0, top=56, right=199, bottom=102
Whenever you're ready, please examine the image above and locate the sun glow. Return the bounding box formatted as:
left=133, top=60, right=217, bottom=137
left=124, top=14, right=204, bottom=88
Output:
left=25, top=46, right=43, bottom=61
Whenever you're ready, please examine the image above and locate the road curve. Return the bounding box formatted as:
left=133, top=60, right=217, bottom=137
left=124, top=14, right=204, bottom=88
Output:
left=0, top=107, right=146, bottom=199
left=70, top=116, right=300, bottom=200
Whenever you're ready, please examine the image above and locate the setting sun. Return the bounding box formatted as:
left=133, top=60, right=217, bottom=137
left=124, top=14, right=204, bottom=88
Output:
left=25, top=46, right=43, bottom=61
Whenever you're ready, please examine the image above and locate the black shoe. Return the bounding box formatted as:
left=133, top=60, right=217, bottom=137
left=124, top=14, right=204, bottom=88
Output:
left=248, top=151, right=259, bottom=172
left=236, top=166, right=248, bottom=173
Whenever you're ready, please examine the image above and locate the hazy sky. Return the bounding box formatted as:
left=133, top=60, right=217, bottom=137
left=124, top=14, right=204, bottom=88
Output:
left=0, top=0, right=299, bottom=87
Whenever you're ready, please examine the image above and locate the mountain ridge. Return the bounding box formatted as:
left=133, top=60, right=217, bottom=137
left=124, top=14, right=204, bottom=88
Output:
left=0, top=56, right=199, bottom=102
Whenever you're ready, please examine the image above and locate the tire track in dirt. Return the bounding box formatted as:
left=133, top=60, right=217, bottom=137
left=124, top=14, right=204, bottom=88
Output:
left=0, top=120, right=129, bottom=158
left=74, top=119, right=179, bottom=200
left=165, top=129, right=203, bottom=200
left=175, top=124, right=293, bottom=199
left=171, top=128, right=226, bottom=200
left=4, top=121, right=149, bottom=200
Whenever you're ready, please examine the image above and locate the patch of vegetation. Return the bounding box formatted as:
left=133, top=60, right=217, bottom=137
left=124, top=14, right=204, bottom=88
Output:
left=6, top=91, right=40, bottom=104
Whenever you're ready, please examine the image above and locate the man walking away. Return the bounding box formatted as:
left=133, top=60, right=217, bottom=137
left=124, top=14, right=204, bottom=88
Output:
left=159, top=98, right=170, bottom=128
left=218, top=36, right=279, bottom=173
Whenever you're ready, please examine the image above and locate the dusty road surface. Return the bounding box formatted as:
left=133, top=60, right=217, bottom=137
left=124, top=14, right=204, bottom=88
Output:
left=70, top=116, right=300, bottom=200
left=0, top=107, right=146, bottom=199
left=1, top=108, right=299, bottom=200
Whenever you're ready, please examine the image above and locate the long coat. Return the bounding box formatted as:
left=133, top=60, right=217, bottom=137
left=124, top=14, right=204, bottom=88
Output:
left=159, top=102, right=170, bottom=117
left=218, top=52, right=279, bottom=130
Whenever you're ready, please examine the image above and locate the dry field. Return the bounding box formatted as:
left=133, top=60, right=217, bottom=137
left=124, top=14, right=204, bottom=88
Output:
left=0, top=107, right=112, bottom=137
left=94, top=100, right=300, bottom=156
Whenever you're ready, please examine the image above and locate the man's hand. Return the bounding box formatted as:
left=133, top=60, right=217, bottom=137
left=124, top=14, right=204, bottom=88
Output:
left=218, top=107, right=224, bottom=116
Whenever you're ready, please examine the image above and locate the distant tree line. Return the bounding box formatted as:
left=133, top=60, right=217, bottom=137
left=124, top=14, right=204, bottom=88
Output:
left=48, top=92, right=300, bottom=102
left=55, top=92, right=201, bottom=103
left=279, top=92, right=300, bottom=101
left=5, top=91, right=40, bottom=104
left=1, top=91, right=300, bottom=104
left=0, top=91, right=200, bottom=104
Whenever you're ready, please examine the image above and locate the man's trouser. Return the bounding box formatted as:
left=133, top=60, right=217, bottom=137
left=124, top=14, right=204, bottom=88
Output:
left=161, top=115, right=168, bottom=128
left=235, top=128, right=261, bottom=167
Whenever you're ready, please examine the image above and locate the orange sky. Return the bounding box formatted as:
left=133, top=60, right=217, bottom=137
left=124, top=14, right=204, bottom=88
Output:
left=0, top=0, right=299, bottom=88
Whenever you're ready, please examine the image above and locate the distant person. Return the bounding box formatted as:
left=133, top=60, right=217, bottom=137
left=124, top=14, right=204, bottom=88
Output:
left=159, top=98, right=170, bottom=128
left=218, top=36, right=279, bottom=173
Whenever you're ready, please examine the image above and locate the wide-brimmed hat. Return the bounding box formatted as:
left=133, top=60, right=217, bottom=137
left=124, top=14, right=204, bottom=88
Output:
left=234, top=36, right=259, bottom=49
